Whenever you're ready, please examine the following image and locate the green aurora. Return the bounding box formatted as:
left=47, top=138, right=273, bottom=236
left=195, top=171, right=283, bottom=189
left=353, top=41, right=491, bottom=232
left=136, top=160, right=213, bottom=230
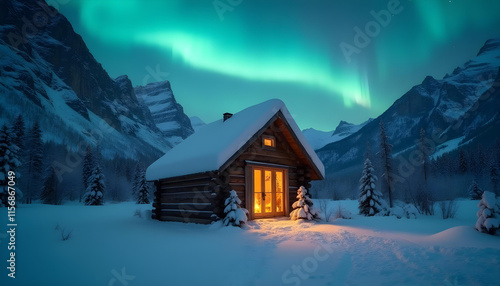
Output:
left=58, top=0, right=500, bottom=130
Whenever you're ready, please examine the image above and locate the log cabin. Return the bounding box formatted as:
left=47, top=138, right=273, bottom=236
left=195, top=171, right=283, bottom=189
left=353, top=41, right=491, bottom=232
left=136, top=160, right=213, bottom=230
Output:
left=146, top=99, right=325, bottom=224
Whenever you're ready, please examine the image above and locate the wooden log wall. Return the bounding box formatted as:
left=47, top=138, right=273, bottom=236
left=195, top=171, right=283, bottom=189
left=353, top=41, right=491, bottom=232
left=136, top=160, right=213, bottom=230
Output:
left=152, top=172, right=219, bottom=224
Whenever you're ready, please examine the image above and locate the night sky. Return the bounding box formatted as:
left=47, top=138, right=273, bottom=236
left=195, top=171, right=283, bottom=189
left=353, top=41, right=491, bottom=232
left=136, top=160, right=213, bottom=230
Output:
left=57, top=0, right=500, bottom=131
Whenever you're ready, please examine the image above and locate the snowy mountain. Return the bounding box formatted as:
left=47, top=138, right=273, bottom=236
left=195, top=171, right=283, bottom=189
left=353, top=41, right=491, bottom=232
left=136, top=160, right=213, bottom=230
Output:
left=189, top=116, right=206, bottom=132
left=135, top=81, right=194, bottom=145
left=332, top=119, right=373, bottom=138
left=302, top=119, right=372, bottom=150
left=0, top=0, right=193, bottom=159
left=317, top=39, right=500, bottom=174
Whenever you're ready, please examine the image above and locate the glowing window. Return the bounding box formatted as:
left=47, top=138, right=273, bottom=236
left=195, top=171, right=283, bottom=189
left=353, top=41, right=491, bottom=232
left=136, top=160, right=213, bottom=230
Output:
left=263, top=136, right=275, bottom=148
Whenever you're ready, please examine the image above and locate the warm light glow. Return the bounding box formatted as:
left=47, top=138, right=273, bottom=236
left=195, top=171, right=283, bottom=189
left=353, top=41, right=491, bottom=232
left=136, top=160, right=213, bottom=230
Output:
left=265, top=171, right=272, bottom=213
left=254, top=168, right=285, bottom=216
left=254, top=197, right=261, bottom=214
left=254, top=169, right=262, bottom=214
left=264, top=138, right=274, bottom=147
left=276, top=171, right=283, bottom=213
left=276, top=193, right=283, bottom=213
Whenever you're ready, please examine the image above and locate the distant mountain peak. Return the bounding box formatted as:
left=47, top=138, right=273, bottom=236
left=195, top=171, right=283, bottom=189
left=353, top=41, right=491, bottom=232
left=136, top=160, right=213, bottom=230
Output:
left=137, top=80, right=172, bottom=90
left=332, top=118, right=372, bottom=137
left=422, top=75, right=437, bottom=86
left=477, top=38, right=500, bottom=56
left=135, top=81, right=193, bottom=142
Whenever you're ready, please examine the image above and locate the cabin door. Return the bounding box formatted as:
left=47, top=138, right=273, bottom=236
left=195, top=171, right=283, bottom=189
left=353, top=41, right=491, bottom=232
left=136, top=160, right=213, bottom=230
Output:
left=253, top=167, right=286, bottom=218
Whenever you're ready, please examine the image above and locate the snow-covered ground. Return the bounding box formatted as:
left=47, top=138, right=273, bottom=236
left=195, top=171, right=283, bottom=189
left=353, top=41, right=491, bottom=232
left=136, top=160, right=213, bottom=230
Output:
left=1, top=199, right=499, bottom=285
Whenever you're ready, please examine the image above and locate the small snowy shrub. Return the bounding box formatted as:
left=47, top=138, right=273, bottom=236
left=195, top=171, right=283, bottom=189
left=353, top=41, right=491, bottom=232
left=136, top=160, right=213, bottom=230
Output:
left=358, top=158, right=384, bottom=216
left=475, top=191, right=500, bottom=234
left=333, top=204, right=352, bottom=220
left=439, top=200, right=458, bottom=219
left=223, top=190, right=248, bottom=227
left=290, top=186, right=321, bottom=221
left=403, top=204, right=418, bottom=219
left=390, top=206, right=405, bottom=219
left=469, top=180, right=484, bottom=200
left=383, top=202, right=417, bottom=219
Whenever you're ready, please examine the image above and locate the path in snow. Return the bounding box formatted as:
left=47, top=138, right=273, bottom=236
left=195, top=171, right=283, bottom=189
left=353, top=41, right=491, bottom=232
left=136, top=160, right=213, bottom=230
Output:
left=247, top=218, right=500, bottom=285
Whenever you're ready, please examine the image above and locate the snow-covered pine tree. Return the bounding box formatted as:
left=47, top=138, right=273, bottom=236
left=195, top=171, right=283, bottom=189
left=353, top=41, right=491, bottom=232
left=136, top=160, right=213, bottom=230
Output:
left=82, top=145, right=94, bottom=190
left=469, top=179, right=484, bottom=200
left=475, top=191, right=500, bottom=234
left=358, top=158, right=384, bottom=216
left=491, top=163, right=499, bottom=196
left=84, top=164, right=105, bottom=206
left=40, top=166, right=60, bottom=205
left=223, top=190, right=248, bottom=227
left=24, top=122, right=43, bottom=204
left=134, top=167, right=150, bottom=204
left=379, top=120, right=394, bottom=208
left=0, top=125, right=22, bottom=207
left=290, top=186, right=321, bottom=221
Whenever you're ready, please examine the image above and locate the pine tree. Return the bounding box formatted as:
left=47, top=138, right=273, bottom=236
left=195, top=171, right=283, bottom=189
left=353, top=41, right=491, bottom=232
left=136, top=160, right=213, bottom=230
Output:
left=358, top=158, right=384, bottom=216
left=11, top=114, right=25, bottom=153
left=10, top=115, right=25, bottom=185
left=458, top=149, right=468, bottom=174
left=475, top=191, right=500, bottom=234
left=134, top=167, right=150, bottom=204
left=0, top=125, right=22, bottom=207
left=82, top=145, right=94, bottom=201
left=379, top=120, right=394, bottom=208
left=419, top=128, right=429, bottom=184
left=469, top=179, right=484, bottom=200
left=491, top=163, right=499, bottom=196
left=223, top=190, right=248, bottom=227
left=477, top=144, right=487, bottom=177
left=40, top=166, right=60, bottom=205
left=24, top=122, right=43, bottom=204
left=132, top=164, right=143, bottom=195
left=290, top=186, right=321, bottom=220
left=84, top=165, right=105, bottom=206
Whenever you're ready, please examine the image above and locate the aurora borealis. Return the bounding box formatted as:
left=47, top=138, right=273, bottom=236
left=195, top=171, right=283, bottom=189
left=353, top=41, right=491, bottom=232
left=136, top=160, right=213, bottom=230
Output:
left=58, top=0, right=500, bottom=130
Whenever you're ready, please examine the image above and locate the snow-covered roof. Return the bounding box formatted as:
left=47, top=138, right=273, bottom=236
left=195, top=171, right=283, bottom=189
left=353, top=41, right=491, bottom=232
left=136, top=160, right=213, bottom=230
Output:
left=146, top=99, right=325, bottom=180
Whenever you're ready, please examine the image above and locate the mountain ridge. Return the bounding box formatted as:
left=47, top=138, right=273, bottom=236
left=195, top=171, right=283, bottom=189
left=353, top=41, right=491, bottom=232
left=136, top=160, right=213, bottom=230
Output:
left=317, top=38, right=500, bottom=174
left=0, top=0, right=193, bottom=160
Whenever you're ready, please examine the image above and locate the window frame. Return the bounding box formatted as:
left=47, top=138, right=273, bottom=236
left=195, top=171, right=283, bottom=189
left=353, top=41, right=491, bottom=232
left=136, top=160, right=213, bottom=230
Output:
left=262, top=135, right=276, bottom=149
